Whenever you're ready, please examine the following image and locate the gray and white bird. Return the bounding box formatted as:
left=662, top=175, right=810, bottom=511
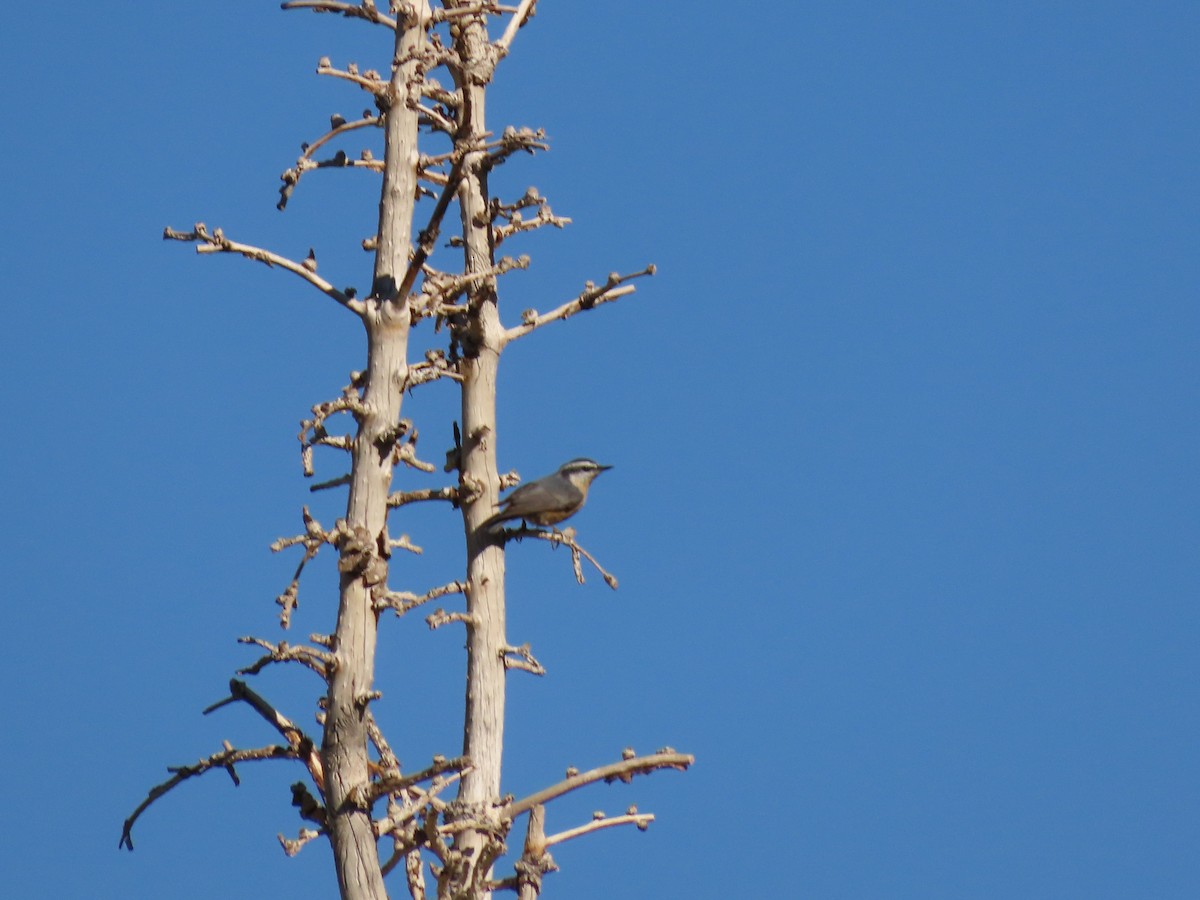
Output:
left=480, top=458, right=612, bottom=531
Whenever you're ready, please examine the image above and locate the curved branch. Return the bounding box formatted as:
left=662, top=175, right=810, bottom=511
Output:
left=120, top=744, right=299, bottom=851
left=163, top=224, right=365, bottom=315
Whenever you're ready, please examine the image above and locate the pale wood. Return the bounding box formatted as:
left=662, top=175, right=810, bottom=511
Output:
left=322, top=6, right=428, bottom=899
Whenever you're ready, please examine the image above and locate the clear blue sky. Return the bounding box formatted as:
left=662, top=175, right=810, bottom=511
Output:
left=2, top=2, right=1197, bottom=898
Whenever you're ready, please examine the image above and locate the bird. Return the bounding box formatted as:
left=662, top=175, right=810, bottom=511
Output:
left=480, top=458, right=612, bottom=532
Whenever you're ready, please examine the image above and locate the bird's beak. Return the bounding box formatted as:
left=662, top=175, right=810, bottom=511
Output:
left=598, top=464, right=613, bottom=472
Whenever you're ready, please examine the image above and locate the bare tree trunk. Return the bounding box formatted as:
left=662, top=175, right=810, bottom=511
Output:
left=324, top=8, right=427, bottom=899
left=450, top=10, right=509, bottom=896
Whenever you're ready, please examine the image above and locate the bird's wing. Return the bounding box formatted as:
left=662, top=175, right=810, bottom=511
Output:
left=502, top=480, right=577, bottom=518
left=481, top=481, right=557, bottom=529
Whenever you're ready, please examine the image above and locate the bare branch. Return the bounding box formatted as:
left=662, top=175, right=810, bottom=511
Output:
left=317, top=59, right=388, bottom=94
left=494, top=189, right=573, bottom=247
left=278, top=110, right=383, bottom=210
left=414, top=255, right=531, bottom=319
left=506, top=526, right=619, bottom=589
left=505, top=750, right=694, bottom=819
left=374, top=580, right=467, bottom=616
left=369, top=754, right=472, bottom=806
left=203, top=679, right=326, bottom=790
left=386, top=485, right=461, bottom=508
left=434, top=2, right=500, bottom=23
left=419, top=80, right=462, bottom=121
left=309, top=473, right=352, bottom=492
left=279, top=827, right=324, bottom=857
left=427, top=608, right=475, bottom=630
left=290, top=781, right=329, bottom=827
left=501, top=643, right=545, bottom=675
left=496, top=0, right=537, bottom=54
left=300, top=389, right=369, bottom=477
left=415, top=101, right=458, bottom=134
left=280, top=0, right=397, bottom=29
left=485, top=125, right=550, bottom=165
left=396, top=151, right=471, bottom=303
left=270, top=506, right=339, bottom=628
left=120, top=743, right=299, bottom=851
left=407, top=353, right=464, bottom=387
left=544, top=809, right=653, bottom=847
left=502, top=265, right=655, bottom=345
left=394, top=439, right=438, bottom=473
left=163, top=224, right=366, bottom=314
left=237, top=636, right=334, bottom=679
left=389, top=532, right=424, bottom=554
left=404, top=849, right=428, bottom=899
left=510, top=804, right=554, bottom=900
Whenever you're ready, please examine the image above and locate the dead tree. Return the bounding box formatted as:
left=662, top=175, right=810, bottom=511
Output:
left=121, top=3, right=691, bottom=899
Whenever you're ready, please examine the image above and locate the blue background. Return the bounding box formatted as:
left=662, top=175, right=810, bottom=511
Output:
left=2, top=2, right=1197, bottom=897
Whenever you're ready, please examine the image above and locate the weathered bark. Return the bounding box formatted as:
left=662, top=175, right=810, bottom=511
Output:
left=323, top=8, right=427, bottom=899
left=449, top=10, right=509, bottom=897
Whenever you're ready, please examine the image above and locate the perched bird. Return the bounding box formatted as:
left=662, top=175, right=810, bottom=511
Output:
left=480, top=458, right=612, bottom=531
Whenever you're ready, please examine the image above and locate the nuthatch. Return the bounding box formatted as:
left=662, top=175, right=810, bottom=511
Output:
left=480, top=458, right=612, bottom=531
